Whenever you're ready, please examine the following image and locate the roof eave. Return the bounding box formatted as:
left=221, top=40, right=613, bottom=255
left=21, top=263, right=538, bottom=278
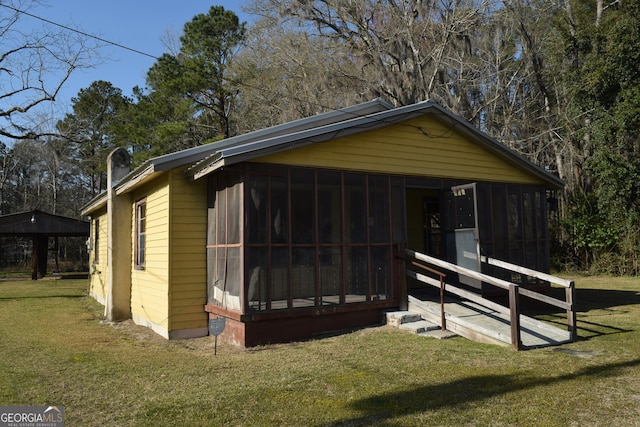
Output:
left=115, top=163, right=158, bottom=195
left=80, top=193, right=107, bottom=217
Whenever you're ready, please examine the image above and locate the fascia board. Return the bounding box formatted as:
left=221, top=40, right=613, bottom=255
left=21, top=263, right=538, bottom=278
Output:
left=80, top=193, right=107, bottom=216
left=114, top=163, right=156, bottom=195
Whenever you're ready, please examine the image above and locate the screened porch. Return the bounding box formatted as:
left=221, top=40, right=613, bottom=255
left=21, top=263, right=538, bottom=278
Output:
left=205, top=164, right=405, bottom=315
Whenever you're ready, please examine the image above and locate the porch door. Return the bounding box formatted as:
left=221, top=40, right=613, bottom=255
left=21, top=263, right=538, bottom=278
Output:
left=451, top=183, right=481, bottom=289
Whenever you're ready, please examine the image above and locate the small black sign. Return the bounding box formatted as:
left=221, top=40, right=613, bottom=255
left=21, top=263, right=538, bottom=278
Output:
left=208, top=318, right=226, bottom=336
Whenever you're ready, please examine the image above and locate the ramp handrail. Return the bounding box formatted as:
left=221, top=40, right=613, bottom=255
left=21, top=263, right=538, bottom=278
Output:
left=479, top=255, right=576, bottom=342
left=401, top=248, right=576, bottom=349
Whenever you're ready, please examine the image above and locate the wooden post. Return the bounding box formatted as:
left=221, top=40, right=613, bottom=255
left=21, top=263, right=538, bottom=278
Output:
left=31, top=235, right=49, bottom=280
left=509, top=284, right=522, bottom=350
left=566, top=281, right=577, bottom=341
left=31, top=235, right=39, bottom=280
left=37, top=235, right=48, bottom=279
left=54, top=236, right=60, bottom=272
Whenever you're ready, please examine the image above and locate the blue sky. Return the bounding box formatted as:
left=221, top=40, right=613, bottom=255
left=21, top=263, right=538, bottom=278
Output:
left=24, top=1, right=250, bottom=107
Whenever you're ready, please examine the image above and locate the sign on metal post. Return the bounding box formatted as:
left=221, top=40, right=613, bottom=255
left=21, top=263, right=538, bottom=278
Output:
left=208, top=317, right=226, bottom=355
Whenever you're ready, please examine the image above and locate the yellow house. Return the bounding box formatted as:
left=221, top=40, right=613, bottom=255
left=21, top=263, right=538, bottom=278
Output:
left=81, top=99, right=563, bottom=346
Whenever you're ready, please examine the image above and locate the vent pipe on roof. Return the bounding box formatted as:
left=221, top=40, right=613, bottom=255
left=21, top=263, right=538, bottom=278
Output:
left=107, top=148, right=131, bottom=187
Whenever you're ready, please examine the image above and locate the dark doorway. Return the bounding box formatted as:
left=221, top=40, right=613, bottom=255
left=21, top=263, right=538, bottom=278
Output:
left=406, top=189, right=441, bottom=256
left=406, top=188, right=443, bottom=294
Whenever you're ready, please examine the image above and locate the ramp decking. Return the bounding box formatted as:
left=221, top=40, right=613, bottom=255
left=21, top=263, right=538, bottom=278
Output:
left=407, top=293, right=573, bottom=349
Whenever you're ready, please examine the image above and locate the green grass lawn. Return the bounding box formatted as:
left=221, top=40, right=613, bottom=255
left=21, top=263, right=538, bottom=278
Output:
left=1, top=276, right=639, bottom=426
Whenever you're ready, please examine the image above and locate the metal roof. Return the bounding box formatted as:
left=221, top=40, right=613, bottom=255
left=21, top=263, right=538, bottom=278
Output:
left=81, top=98, right=563, bottom=215
left=119, top=97, right=395, bottom=188
left=187, top=100, right=564, bottom=189
left=0, top=210, right=89, bottom=236
left=80, top=98, right=395, bottom=215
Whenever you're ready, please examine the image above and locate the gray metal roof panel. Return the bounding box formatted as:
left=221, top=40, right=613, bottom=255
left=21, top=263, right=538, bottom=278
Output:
left=85, top=98, right=562, bottom=206
left=0, top=210, right=89, bottom=236
left=111, top=98, right=395, bottom=192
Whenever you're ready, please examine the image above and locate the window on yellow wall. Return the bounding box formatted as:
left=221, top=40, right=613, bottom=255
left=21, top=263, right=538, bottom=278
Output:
left=135, top=199, right=146, bottom=269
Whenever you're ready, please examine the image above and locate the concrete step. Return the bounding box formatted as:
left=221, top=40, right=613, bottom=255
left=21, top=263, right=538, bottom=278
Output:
left=399, top=319, right=441, bottom=334
left=418, top=329, right=458, bottom=339
left=387, top=309, right=459, bottom=340
left=386, top=310, right=422, bottom=327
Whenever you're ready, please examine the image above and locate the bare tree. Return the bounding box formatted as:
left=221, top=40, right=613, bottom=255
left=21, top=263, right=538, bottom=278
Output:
left=230, top=20, right=368, bottom=132
left=0, top=0, right=100, bottom=140
left=246, top=0, right=501, bottom=112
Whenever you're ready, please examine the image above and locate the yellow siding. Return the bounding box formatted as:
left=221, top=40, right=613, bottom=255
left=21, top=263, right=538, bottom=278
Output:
left=124, top=168, right=208, bottom=337
left=168, top=169, right=208, bottom=332
left=257, top=115, right=542, bottom=184
left=130, top=175, right=170, bottom=331
left=88, top=208, right=108, bottom=305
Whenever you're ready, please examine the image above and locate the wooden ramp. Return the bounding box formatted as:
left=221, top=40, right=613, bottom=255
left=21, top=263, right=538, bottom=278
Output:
left=400, top=248, right=577, bottom=350
left=408, top=294, right=572, bottom=349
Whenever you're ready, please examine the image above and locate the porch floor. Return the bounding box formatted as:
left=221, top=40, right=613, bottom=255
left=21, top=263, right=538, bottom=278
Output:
left=408, top=290, right=573, bottom=349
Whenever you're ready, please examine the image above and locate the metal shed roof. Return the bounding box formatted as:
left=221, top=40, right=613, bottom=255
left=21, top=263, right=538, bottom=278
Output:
left=0, top=210, right=89, bottom=237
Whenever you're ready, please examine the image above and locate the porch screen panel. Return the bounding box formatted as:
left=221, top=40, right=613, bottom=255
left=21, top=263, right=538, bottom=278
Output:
left=246, top=246, right=268, bottom=311
left=227, top=247, right=242, bottom=310
left=206, top=248, right=216, bottom=304
left=206, top=176, right=217, bottom=305
left=207, top=177, right=217, bottom=246
left=271, top=169, right=289, bottom=244
left=292, top=247, right=315, bottom=307
left=479, top=184, right=550, bottom=281
left=368, top=175, right=390, bottom=243
left=536, top=191, right=550, bottom=272
left=487, top=184, right=510, bottom=279
left=345, top=174, right=366, bottom=243
left=291, top=169, right=315, bottom=244
left=227, top=176, right=242, bottom=244
left=239, top=164, right=400, bottom=312
left=216, top=178, right=227, bottom=245
left=522, top=189, right=538, bottom=270
left=507, top=185, right=524, bottom=269
left=535, top=191, right=546, bottom=240
left=208, top=171, right=243, bottom=312
left=346, top=246, right=368, bottom=303
left=391, top=177, right=405, bottom=243
left=523, top=191, right=535, bottom=241
left=521, top=187, right=550, bottom=278
left=370, top=246, right=391, bottom=301
left=246, top=174, right=268, bottom=244
left=491, top=184, right=508, bottom=242
left=212, top=247, right=242, bottom=311
left=320, top=247, right=342, bottom=305
left=318, top=171, right=342, bottom=244
left=271, top=246, right=289, bottom=309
